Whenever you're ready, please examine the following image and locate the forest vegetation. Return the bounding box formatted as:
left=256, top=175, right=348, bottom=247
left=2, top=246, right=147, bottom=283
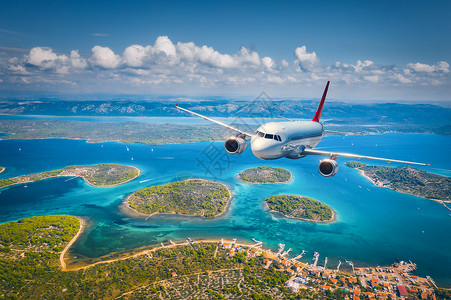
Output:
left=127, top=179, right=231, bottom=218
left=266, top=195, right=334, bottom=222
left=238, top=166, right=292, bottom=184
left=345, top=161, right=451, bottom=201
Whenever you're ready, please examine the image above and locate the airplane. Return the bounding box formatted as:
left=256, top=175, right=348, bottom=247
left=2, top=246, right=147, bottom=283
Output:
left=175, top=81, right=428, bottom=177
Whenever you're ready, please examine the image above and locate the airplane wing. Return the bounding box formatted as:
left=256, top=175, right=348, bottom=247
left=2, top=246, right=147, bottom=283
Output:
left=302, top=148, right=429, bottom=166
left=175, top=103, right=253, bottom=137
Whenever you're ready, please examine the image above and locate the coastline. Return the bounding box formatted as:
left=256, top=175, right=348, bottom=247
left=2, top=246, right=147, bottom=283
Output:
left=47, top=217, right=445, bottom=290
left=80, top=165, right=141, bottom=188
left=264, top=202, right=336, bottom=223
left=0, top=135, right=226, bottom=146
left=122, top=178, right=234, bottom=219
left=0, top=165, right=141, bottom=190
left=237, top=167, right=293, bottom=185
left=60, top=216, right=85, bottom=271
left=63, top=238, right=258, bottom=271
left=357, top=169, right=451, bottom=211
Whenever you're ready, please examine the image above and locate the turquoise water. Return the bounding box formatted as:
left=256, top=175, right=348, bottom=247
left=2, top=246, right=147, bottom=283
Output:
left=0, top=134, right=450, bottom=286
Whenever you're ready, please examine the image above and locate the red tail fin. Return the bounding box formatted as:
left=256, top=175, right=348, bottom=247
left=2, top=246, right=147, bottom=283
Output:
left=312, top=81, right=330, bottom=122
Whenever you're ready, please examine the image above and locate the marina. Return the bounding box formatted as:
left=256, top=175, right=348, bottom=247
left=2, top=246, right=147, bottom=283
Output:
left=216, top=238, right=440, bottom=299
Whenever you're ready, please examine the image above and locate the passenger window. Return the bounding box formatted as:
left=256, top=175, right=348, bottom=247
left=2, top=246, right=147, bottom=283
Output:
left=265, top=134, right=273, bottom=139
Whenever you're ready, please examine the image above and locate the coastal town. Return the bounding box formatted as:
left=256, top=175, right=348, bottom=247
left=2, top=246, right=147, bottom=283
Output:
left=217, top=238, right=442, bottom=300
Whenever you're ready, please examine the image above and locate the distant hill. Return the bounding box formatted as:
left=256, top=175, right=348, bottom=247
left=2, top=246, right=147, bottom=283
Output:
left=1, top=99, right=450, bottom=135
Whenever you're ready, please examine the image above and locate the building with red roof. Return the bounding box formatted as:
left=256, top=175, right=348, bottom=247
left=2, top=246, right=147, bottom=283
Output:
left=397, top=285, right=408, bottom=298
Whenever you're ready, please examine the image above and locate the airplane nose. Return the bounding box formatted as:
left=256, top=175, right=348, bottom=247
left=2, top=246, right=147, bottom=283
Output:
left=251, top=137, right=266, bottom=159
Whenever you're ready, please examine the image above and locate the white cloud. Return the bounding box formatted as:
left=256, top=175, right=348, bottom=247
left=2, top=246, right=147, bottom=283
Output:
left=393, top=74, right=412, bottom=84
left=153, top=36, right=176, bottom=57
left=364, top=75, right=380, bottom=83
left=353, top=60, right=374, bottom=72
left=267, top=75, right=284, bottom=83
left=70, top=50, right=87, bottom=69
left=195, top=45, right=237, bottom=68
left=262, top=56, right=275, bottom=70
left=436, top=61, right=450, bottom=73
left=27, top=47, right=63, bottom=66
left=2, top=37, right=449, bottom=98
left=238, top=47, right=260, bottom=66
left=8, top=57, right=30, bottom=74
left=123, top=45, right=150, bottom=67
left=26, top=47, right=68, bottom=70
left=294, top=46, right=319, bottom=71
left=90, top=46, right=121, bottom=69
left=407, top=62, right=435, bottom=73
left=407, top=61, right=449, bottom=73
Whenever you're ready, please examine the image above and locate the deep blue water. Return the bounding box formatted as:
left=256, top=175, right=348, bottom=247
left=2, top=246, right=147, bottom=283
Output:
left=0, top=134, right=450, bottom=286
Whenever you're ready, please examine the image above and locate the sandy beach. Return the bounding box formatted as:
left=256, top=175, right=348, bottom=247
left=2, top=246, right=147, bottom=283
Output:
left=60, top=217, right=85, bottom=271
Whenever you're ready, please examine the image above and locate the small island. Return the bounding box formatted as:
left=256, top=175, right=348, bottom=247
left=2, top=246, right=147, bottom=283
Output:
left=345, top=161, right=451, bottom=202
left=0, top=166, right=4, bottom=174
left=126, top=179, right=231, bottom=218
left=265, top=195, right=334, bottom=222
left=0, top=164, right=140, bottom=189
left=238, top=166, right=292, bottom=184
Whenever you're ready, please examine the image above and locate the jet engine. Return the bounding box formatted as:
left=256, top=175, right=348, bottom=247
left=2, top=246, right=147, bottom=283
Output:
left=224, top=137, right=247, bottom=154
left=318, top=159, right=339, bottom=177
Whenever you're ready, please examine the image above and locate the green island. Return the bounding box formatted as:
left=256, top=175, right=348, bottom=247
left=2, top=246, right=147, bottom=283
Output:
left=238, top=166, right=292, bottom=184
left=0, top=166, right=4, bottom=174
left=126, top=179, right=231, bottom=218
left=345, top=161, right=451, bottom=202
left=0, top=164, right=140, bottom=189
left=1, top=215, right=445, bottom=299
left=265, top=195, right=334, bottom=222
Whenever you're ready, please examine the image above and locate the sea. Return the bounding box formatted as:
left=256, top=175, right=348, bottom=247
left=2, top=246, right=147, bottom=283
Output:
left=0, top=116, right=450, bottom=286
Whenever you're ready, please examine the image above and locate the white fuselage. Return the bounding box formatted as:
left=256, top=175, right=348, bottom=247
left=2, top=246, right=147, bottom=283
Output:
left=250, top=121, right=323, bottom=160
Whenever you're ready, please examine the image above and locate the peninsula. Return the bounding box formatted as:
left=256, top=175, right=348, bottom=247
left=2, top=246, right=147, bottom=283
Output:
left=0, top=215, right=444, bottom=299
left=126, top=179, right=231, bottom=218
left=345, top=161, right=451, bottom=202
left=0, top=164, right=140, bottom=189
left=0, top=120, right=227, bottom=144
left=238, top=166, right=292, bottom=184
left=265, top=194, right=334, bottom=222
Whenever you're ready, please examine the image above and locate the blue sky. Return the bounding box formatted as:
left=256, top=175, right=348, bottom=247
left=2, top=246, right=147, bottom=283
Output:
left=1, top=0, right=450, bottom=101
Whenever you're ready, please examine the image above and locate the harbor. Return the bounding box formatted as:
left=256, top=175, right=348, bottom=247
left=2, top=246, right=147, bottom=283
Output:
left=217, top=238, right=442, bottom=300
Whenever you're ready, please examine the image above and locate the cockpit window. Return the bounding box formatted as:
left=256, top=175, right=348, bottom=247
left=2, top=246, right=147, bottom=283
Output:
left=256, top=131, right=281, bottom=142
left=255, top=131, right=264, bottom=137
